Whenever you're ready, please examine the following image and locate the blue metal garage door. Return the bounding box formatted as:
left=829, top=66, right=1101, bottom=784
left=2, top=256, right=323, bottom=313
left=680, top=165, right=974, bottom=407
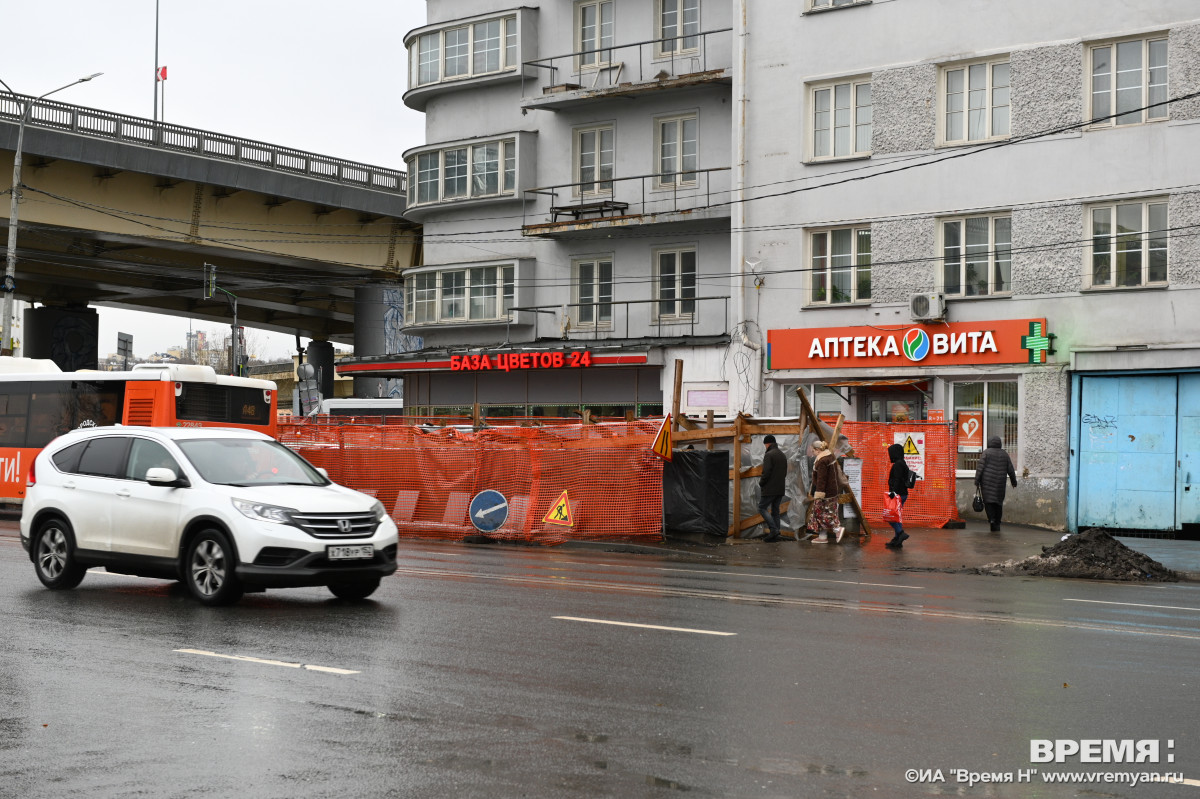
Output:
left=1077, top=375, right=1177, bottom=530
left=1179, top=374, right=1200, bottom=527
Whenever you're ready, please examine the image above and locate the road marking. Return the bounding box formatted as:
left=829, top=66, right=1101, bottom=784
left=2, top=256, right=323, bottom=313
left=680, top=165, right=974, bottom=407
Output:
left=659, top=567, right=922, bottom=590
left=1065, top=598, right=1200, bottom=613
left=553, top=616, right=736, bottom=636
left=174, top=648, right=359, bottom=675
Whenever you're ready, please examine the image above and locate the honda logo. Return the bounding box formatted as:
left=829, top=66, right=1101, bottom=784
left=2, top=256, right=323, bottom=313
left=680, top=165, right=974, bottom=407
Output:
left=337, top=519, right=353, bottom=534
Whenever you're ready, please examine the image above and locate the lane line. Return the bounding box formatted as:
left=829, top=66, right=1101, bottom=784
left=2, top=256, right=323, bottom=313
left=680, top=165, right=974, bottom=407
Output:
left=1064, top=598, right=1200, bottom=613
left=394, top=565, right=1200, bottom=642
left=174, top=648, right=359, bottom=675
left=553, top=616, right=736, bottom=636
left=659, top=567, right=922, bottom=590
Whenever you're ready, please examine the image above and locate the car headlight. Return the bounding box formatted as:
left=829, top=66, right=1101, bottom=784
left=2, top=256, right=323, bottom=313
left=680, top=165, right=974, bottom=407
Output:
left=232, top=498, right=295, bottom=524
left=371, top=499, right=386, bottom=522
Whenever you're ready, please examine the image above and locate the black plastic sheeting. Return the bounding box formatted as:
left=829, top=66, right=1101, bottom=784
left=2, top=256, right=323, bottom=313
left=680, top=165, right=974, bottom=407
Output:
left=663, top=450, right=729, bottom=538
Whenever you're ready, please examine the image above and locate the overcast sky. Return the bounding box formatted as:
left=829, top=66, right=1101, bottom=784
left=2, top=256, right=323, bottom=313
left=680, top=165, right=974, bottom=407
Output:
left=3, top=0, right=428, bottom=359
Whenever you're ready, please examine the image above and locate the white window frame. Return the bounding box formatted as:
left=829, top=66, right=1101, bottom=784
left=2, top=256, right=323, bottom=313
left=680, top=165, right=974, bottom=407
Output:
left=808, top=226, right=871, bottom=305
left=576, top=0, right=614, bottom=69
left=409, top=16, right=520, bottom=88
left=1088, top=36, right=1169, bottom=128
left=1086, top=198, right=1168, bottom=289
left=656, top=0, right=700, bottom=57
left=405, top=139, right=517, bottom=206
left=405, top=265, right=516, bottom=326
left=809, top=78, right=872, bottom=160
left=808, top=0, right=860, bottom=9
left=940, top=57, right=1011, bottom=145
left=939, top=214, right=1012, bottom=297
left=572, top=256, right=614, bottom=329
left=653, top=246, right=698, bottom=322
left=655, top=113, right=698, bottom=188
left=952, top=380, right=1019, bottom=477
left=575, top=124, right=615, bottom=196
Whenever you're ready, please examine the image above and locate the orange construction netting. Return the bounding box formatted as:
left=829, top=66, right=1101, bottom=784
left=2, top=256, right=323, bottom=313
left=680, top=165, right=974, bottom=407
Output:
left=840, top=421, right=961, bottom=530
left=278, top=419, right=665, bottom=544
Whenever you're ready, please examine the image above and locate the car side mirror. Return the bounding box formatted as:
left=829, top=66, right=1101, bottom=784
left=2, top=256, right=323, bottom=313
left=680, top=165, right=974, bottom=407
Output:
left=146, top=467, right=189, bottom=488
left=316, top=467, right=329, bottom=478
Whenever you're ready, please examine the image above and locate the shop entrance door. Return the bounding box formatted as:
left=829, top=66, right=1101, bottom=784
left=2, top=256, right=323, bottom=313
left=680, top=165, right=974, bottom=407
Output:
left=864, top=392, right=926, bottom=423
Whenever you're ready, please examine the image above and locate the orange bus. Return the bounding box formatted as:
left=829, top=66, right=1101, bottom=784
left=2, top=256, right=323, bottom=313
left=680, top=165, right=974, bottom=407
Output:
left=0, top=358, right=277, bottom=503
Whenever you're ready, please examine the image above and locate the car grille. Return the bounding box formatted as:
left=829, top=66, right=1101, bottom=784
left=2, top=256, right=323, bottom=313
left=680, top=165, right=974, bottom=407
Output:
left=289, top=511, right=379, bottom=539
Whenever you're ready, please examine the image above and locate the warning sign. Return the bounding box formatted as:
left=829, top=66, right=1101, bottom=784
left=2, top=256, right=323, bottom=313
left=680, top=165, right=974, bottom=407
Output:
left=894, top=432, right=925, bottom=479
left=543, top=489, right=574, bottom=526
left=650, top=415, right=673, bottom=461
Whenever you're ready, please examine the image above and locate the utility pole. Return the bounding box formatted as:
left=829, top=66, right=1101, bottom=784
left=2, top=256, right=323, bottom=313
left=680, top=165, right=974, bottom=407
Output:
left=203, top=263, right=241, bottom=376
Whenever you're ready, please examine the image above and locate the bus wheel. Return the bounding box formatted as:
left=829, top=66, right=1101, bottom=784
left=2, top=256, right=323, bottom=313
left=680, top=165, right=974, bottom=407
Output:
left=185, top=529, right=244, bottom=606
left=328, top=578, right=380, bottom=601
left=34, top=518, right=87, bottom=590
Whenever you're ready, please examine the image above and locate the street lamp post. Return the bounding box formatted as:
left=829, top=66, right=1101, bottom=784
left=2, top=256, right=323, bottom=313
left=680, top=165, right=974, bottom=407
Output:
left=0, top=73, right=102, bottom=355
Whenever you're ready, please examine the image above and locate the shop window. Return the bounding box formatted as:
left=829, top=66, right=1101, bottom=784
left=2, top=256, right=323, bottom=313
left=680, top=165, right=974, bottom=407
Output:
left=784, top=385, right=844, bottom=419
left=952, top=380, right=1017, bottom=473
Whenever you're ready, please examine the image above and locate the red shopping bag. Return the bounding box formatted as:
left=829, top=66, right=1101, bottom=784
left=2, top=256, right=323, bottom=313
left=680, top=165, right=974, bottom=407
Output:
left=881, top=493, right=903, bottom=523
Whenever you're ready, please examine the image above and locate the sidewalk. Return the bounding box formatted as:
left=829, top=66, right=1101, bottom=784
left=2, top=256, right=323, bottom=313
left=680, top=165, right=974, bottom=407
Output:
left=571, top=520, right=1200, bottom=580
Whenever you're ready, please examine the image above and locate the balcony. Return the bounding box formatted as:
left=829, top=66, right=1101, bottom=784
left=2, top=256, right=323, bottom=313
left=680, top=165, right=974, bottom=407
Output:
left=522, top=167, right=730, bottom=236
left=511, top=295, right=731, bottom=343
left=520, top=28, right=733, bottom=112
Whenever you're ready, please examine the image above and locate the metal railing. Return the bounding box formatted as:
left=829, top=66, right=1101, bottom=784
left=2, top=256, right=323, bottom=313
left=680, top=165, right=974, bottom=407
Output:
left=522, top=167, right=730, bottom=228
left=522, top=28, right=733, bottom=98
left=0, top=92, right=406, bottom=195
left=509, top=295, right=730, bottom=341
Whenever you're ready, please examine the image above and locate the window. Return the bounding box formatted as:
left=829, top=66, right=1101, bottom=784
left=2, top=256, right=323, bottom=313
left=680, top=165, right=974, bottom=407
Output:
left=810, top=227, right=871, bottom=304
left=655, top=248, right=697, bottom=320
left=576, top=126, right=614, bottom=195
left=953, top=381, right=1017, bottom=473
left=577, top=0, right=613, bottom=67
left=1090, top=37, right=1168, bottom=126
left=784, top=385, right=844, bottom=418
left=809, top=0, right=859, bottom=8
left=658, top=0, right=699, bottom=55
left=656, top=114, right=697, bottom=186
left=404, top=266, right=516, bottom=326
left=942, top=58, right=1010, bottom=143
left=406, top=139, right=517, bottom=205
left=77, top=437, right=130, bottom=479
left=811, top=79, right=872, bottom=159
left=409, top=16, right=519, bottom=87
left=573, top=257, right=613, bottom=327
left=1088, top=199, right=1168, bottom=288
left=941, top=214, right=1011, bottom=296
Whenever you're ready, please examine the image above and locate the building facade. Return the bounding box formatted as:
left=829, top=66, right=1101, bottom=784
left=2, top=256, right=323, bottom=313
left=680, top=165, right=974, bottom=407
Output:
left=344, top=0, right=1200, bottom=533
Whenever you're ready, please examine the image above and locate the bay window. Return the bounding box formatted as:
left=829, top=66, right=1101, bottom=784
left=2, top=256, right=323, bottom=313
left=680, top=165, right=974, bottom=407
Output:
left=404, top=266, right=516, bottom=326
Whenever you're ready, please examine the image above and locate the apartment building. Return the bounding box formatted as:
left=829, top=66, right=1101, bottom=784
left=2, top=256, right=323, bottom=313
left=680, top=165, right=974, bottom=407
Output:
left=342, top=1, right=1200, bottom=532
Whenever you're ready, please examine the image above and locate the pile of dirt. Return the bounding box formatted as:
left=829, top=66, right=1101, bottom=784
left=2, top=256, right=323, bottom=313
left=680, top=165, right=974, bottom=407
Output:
left=973, top=528, right=1180, bottom=581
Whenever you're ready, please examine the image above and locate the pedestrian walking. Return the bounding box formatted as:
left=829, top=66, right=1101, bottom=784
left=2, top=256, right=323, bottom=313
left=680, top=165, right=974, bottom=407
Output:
left=884, top=443, right=910, bottom=548
left=975, top=435, right=1017, bottom=531
left=807, top=440, right=843, bottom=543
left=757, top=434, right=788, bottom=542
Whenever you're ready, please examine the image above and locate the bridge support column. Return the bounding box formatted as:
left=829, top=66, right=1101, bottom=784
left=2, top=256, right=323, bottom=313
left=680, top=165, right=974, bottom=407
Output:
left=354, top=284, right=387, bottom=399
left=25, top=305, right=98, bottom=371
left=306, top=340, right=335, bottom=402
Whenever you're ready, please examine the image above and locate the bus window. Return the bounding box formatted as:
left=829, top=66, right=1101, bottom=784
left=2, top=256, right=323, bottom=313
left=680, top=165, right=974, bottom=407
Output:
left=0, top=384, right=30, bottom=446
left=71, top=381, right=124, bottom=429
left=29, top=387, right=74, bottom=447
left=176, top=384, right=270, bottom=425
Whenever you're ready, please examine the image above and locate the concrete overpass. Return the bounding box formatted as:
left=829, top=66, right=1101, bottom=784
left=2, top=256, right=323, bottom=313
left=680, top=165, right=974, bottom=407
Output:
left=0, top=91, right=418, bottom=361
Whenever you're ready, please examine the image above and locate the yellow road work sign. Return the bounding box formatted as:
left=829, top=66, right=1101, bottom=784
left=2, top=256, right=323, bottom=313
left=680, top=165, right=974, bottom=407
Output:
left=650, top=415, right=673, bottom=461
left=902, top=435, right=920, bottom=455
left=543, top=489, right=574, bottom=526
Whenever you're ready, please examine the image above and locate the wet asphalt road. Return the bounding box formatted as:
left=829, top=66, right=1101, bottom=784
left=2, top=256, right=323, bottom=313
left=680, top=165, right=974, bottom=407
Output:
left=3, top=531, right=1200, bottom=798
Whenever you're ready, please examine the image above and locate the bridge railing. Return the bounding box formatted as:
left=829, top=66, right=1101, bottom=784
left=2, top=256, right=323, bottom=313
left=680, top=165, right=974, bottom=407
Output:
left=0, top=92, right=406, bottom=195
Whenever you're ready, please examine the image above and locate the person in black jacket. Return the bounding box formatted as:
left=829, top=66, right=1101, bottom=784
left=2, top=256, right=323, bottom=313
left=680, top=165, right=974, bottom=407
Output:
left=758, top=435, right=788, bottom=542
left=884, top=443, right=910, bottom=548
left=975, top=435, right=1017, bottom=531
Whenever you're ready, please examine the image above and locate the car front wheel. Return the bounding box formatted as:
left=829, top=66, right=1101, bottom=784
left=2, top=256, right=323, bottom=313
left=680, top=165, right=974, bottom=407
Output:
left=33, top=519, right=87, bottom=590
left=185, top=529, right=244, bottom=606
left=328, top=578, right=381, bottom=601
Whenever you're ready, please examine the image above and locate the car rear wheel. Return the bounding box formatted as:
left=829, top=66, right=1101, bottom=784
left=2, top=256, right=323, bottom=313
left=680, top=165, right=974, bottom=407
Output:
left=328, top=577, right=381, bottom=601
left=185, top=529, right=244, bottom=606
left=33, top=519, right=87, bottom=590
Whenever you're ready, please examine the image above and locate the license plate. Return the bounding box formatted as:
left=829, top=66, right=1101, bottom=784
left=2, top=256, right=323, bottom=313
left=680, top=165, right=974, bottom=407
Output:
left=327, top=545, right=374, bottom=561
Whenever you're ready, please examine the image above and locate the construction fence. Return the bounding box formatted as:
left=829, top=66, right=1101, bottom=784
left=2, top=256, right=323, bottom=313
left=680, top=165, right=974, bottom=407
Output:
left=278, top=419, right=665, bottom=544
left=840, top=421, right=960, bottom=530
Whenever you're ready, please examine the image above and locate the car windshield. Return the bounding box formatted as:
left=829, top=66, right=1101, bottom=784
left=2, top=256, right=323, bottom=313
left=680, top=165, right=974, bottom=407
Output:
left=177, top=438, right=327, bottom=487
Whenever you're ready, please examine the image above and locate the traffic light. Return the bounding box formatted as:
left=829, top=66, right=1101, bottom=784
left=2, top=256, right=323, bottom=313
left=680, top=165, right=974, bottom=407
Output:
left=202, top=263, right=216, bottom=299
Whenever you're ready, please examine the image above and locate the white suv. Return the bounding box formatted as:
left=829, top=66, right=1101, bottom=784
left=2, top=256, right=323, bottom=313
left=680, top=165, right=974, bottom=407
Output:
left=20, top=426, right=398, bottom=605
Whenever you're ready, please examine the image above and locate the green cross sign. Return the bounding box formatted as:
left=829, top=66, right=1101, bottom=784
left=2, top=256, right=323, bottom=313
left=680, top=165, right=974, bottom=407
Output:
left=1020, top=321, right=1053, bottom=364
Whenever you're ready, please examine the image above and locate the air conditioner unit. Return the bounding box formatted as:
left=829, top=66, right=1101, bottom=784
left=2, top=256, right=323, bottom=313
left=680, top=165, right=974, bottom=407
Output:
left=909, top=292, right=946, bottom=321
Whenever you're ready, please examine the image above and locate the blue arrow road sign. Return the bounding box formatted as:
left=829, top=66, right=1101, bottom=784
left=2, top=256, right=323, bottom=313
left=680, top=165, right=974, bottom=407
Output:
left=469, top=490, right=509, bottom=533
